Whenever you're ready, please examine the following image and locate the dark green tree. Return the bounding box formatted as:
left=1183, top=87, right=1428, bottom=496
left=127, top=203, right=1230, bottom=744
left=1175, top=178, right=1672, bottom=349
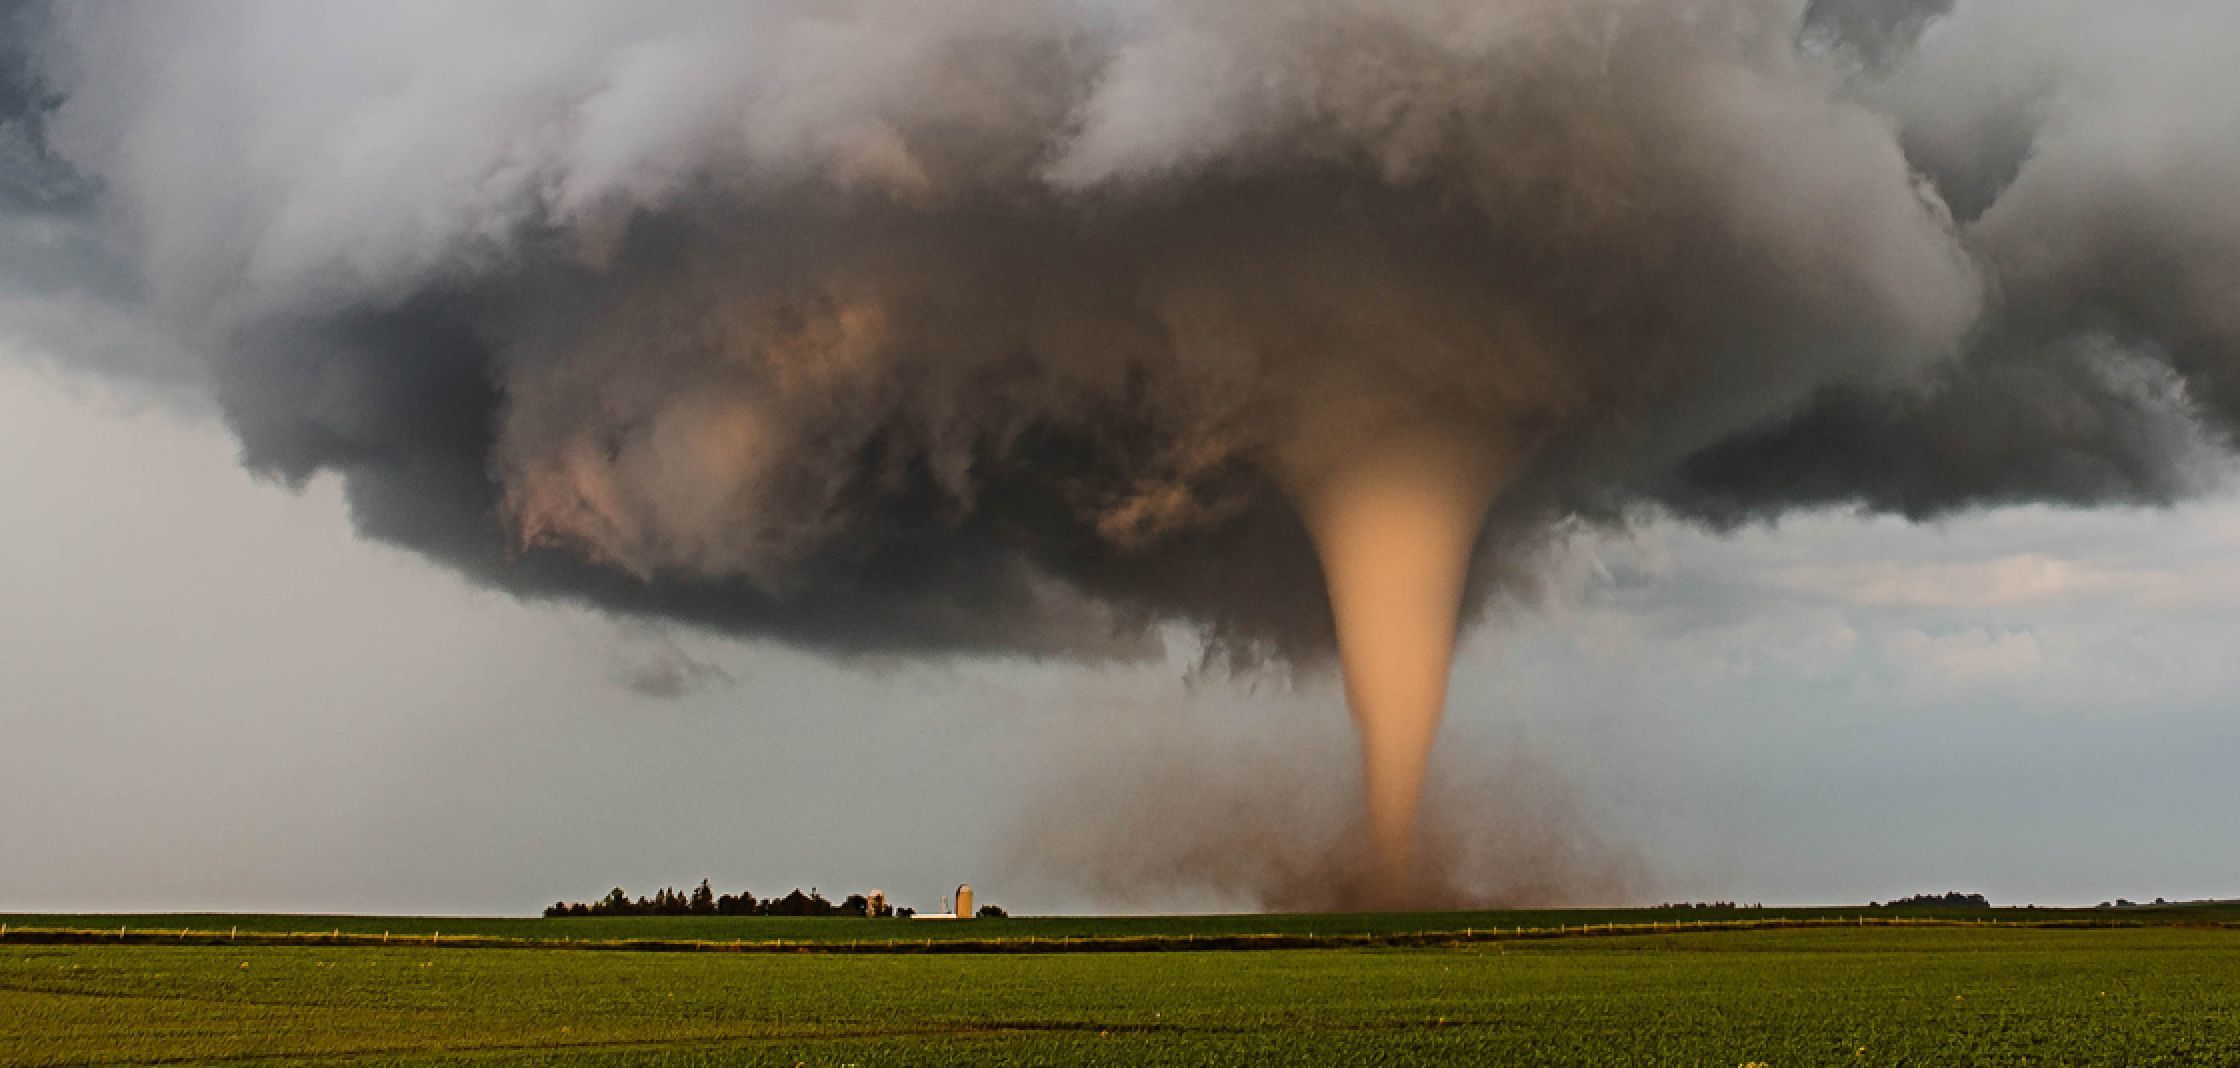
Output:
left=595, top=887, right=632, bottom=916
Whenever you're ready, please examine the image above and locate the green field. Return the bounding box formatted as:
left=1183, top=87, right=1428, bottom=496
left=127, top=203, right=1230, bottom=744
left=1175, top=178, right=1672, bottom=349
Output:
left=7, top=912, right=2240, bottom=1065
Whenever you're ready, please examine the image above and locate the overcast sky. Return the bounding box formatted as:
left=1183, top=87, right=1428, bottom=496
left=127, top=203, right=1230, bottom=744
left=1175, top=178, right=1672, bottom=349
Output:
left=7, top=345, right=2236, bottom=916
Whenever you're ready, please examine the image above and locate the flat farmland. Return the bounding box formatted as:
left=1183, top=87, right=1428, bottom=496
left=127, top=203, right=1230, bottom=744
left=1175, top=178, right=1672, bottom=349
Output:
left=7, top=924, right=2240, bottom=1065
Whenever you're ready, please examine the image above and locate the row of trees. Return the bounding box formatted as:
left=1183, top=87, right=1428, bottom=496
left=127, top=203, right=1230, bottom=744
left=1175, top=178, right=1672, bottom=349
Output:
left=1654, top=893, right=1994, bottom=911
left=1870, top=892, right=1991, bottom=909
left=545, top=879, right=903, bottom=918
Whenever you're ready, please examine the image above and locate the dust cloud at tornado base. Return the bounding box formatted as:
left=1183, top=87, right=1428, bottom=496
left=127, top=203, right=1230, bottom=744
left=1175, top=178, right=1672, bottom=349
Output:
left=1000, top=730, right=1646, bottom=913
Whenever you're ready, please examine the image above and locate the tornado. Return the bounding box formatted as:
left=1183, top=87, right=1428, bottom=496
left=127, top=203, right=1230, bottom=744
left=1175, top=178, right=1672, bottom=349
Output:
left=17, top=2, right=2240, bottom=909
left=1280, top=409, right=1515, bottom=897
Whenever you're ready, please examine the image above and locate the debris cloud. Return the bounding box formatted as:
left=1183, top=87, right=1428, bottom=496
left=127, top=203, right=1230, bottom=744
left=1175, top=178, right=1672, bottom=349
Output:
left=1000, top=731, right=1647, bottom=912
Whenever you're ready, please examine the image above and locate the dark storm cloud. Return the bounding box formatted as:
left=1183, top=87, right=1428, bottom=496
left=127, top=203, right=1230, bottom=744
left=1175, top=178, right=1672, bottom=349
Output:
left=9, top=1, right=2238, bottom=662
left=1800, top=0, right=1954, bottom=69
left=0, top=0, right=77, bottom=214
left=1668, top=342, right=2220, bottom=524
left=0, top=0, right=178, bottom=386
left=1662, top=0, right=2240, bottom=523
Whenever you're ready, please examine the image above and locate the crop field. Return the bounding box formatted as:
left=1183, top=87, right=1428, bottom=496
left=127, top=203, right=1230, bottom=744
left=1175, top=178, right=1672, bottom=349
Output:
left=6, top=913, right=2240, bottom=1065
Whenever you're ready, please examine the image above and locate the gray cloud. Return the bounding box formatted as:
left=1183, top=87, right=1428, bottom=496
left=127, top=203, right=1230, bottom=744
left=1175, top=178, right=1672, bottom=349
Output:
left=1800, top=0, right=1954, bottom=70
left=1664, top=0, right=2240, bottom=522
left=617, top=644, right=736, bottom=700
left=0, top=2, right=70, bottom=213
left=0, top=1, right=179, bottom=388
left=1667, top=339, right=2223, bottom=523
left=2, top=0, right=2233, bottom=665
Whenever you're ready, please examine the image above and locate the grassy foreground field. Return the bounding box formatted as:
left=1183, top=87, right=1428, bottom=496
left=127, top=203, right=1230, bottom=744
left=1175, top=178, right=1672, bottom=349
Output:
left=7, top=920, right=2240, bottom=1065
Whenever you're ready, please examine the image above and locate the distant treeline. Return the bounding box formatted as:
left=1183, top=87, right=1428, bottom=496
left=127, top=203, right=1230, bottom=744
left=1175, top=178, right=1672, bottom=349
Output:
left=545, top=879, right=904, bottom=919
left=1870, top=892, right=1991, bottom=909
left=1654, top=893, right=1993, bottom=911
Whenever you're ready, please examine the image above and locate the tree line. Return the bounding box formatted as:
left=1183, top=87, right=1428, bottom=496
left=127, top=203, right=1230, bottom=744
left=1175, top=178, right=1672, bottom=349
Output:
left=1870, top=892, right=1991, bottom=909
left=545, top=879, right=905, bottom=918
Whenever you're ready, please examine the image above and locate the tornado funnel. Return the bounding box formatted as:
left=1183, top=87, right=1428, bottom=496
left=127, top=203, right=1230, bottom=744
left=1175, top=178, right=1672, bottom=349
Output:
left=1282, top=420, right=1511, bottom=898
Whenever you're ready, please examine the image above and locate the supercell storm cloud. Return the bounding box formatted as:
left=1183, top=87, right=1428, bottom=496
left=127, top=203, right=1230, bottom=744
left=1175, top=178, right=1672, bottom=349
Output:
left=5, top=0, right=2240, bottom=889
left=9, top=0, right=2233, bottom=665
